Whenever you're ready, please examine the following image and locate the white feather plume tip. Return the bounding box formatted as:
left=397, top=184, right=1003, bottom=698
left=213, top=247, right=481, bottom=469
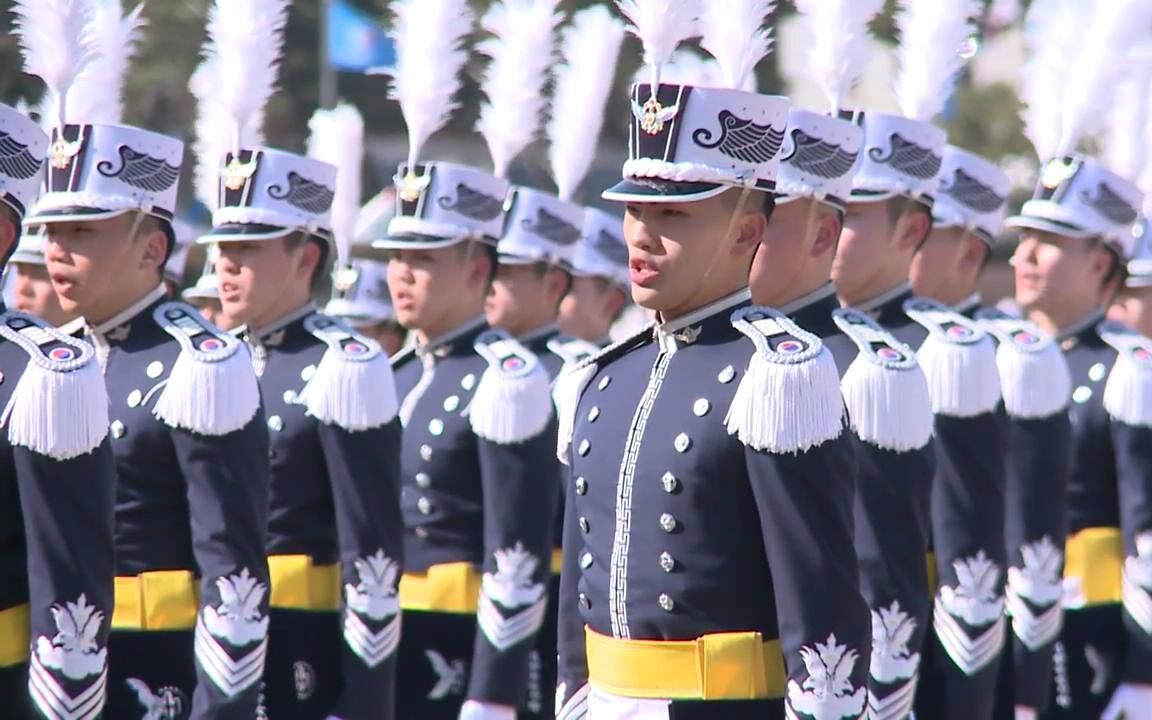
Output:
left=1106, top=53, right=1152, bottom=186
left=547, top=6, right=626, bottom=201
left=476, top=0, right=564, bottom=178
left=382, top=0, right=475, bottom=171
left=616, top=0, right=700, bottom=92
left=307, top=103, right=365, bottom=266
left=13, top=0, right=98, bottom=127
left=699, top=0, right=775, bottom=91
left=190, top=56, right=261, bottom=212
left=200, top=0, right=290, bottom=153
left=1019, top=0, right=1084, bottom=161
left=894, top=0, right=982, bottom=121
left=64, top=0, right=145, bottom=125
left=792, top=0, right=885, bottom=114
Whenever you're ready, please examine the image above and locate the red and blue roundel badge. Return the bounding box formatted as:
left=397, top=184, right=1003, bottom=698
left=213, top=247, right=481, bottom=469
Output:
left=778, top=339, right=804, bottom=355
left=200, top=337, right=224, bottom=352
left=1012, top=330, right=1038, bottom=346
left=877, top=347, right=903, bottom=361
left=947, top=325, right=973, bottom=339
left=502, top=356, right=526, bottom=372
left=48, top=346, right=75, bottom=362
left=1135, top=347, right=1152, bottom=364
left=344, top=341, right=368, bottom=355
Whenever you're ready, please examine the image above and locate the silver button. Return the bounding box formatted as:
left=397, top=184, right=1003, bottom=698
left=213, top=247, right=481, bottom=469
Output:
left=110, top=420, right=125, bottom=439
left=268, top=415, right=284, bottom=432
left=415, top=526, right=429, bottom=539
left=429, top=418, right=444, bottom=436
left=417, top=497, right=432, bottom=514
left=146, top=361, right=164, bottom=379
left=443, top=395, right=461, bottom=412
left=126, top=389, right=142, bottom=408
left=674, top=433, right=691, bottom=453
left=578, top=439, right=591, bottom=456
left=598, top=376, right=611, bottom=391
left=580, top=552, right=593, bottom=569
left=575, top=477, right=587, bottom=495
left=658, top=593, right=674, bottom=612
left=1073, top=386, right=1092, bottom=404
left=662, top=472, right=679, bottom=493
left=301, top=364, right=317, bottom=382
left=587, top=406, right=600, bottom=422
left=659, top=552, right=675, bottom=572
left=415, top=472, right=431, bottom=488
left=579, top=517, right=590, bottom=534
left=660, top=513, right=677, bottom=532
left=420, top=444, right=433, bottom=461
left=578, top=593, right=590, bottom=610
left=693, top=398, right=711, bottom=416
left=718, top=365, right=736, bottom=384
left=282, top=390, right=297, bottom=404
left=461, top=373, right=477, bottom=391
left=1089, top=362, right=1107, bottom=382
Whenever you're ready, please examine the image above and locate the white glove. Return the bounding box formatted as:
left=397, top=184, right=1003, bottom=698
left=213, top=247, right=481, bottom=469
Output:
left=1015, top=706, right=1038, bottom=720
left=1101, top=683, right=1152, bottom=720
left=458, top=699, right=517, bottom=720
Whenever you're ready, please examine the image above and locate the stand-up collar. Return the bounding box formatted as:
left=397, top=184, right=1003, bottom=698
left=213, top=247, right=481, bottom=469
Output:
left=654, top=287, right=751, bottom=353
left=778, top=282, right=837, bottom=316
left=1057, top=308, right=1106, bottom=342
left=417, top=315, right=488, bottom=357
left=853, top=281, right=913, bottom=315
left=89, top=284, right=167, bottom=339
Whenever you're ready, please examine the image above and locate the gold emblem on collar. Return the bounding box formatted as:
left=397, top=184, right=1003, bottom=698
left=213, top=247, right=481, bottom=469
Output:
left=106, top=324, right=131, bottom=343
left=674, top=325, right=701, bottom=344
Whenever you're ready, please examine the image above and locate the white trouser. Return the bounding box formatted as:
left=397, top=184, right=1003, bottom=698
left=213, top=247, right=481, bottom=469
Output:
left=587, top=688, right=672, bottom=719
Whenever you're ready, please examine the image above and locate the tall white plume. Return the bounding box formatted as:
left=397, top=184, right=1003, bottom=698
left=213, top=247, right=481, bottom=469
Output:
left=699, top=0, right=775, bottom=91
left=1054, top=0, right=1152, bottom=158
left=381, top=0, right=475, bottom=172
left=189, top=56, right=263, bottom=212
left=792, top=0, right=885, bottom=114
left=63, top=0, right=146, bottom=125
left=475, top=0, right=564, bottom=178
left=1019, top=0, right=1085, bottom=160
left=547, top=6, right=626, bottom=202
left=307, top=103, right=365, bottom=267
left=198, top=0, right=291, bottom=154
left=629, top=48, right=732, bottom=91
left=1106, top=54, right=1152, bottom=184
left=616, top=0, right=700, bottom=92
left=12, top=0, right=98, bottom=127
left=894, top=0, right=982, bottom=121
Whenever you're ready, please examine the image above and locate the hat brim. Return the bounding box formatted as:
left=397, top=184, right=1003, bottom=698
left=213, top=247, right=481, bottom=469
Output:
left=28, top=206, right=134, bottom=224
left=846, top=189, right=899, bottom=204
left=200, top=223, right=296, bottom=244
left=601, top=178, right=729, bottom=204
left=1003, top=215, right=1094, bottom=239
left=181, top=287, right=220, bottom=301
left=373, top=233, right=497, bottom=251
left=9, top=253, right=45, bottom=266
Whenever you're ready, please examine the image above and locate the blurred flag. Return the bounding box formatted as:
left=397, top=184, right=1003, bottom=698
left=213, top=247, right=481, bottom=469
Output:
left=328, top=0, right=394, bottom=71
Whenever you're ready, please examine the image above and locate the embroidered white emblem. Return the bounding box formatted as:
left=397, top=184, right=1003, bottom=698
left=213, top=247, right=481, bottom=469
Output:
left=292, top=661, right=315, bottom=700
left=1122, top=531, right=1152, bottom=634
left=425, top=650, right=467, bottom=700
left=939, top=551, right=1005, bottom=626
left=195, top=568, right=269, bottom=697
left=126, top=678, right=186, bottom=720
left=343, top=550, right=402, bottom=667
left=29, top=594, right=109, bottom=720
left=477, top=543, right=548, bottom=650
left=1006, top=537, right=1064, bottom=650
left=786, top=634, right=867, bottom=719
left=869, top=601, right=920, bottom=683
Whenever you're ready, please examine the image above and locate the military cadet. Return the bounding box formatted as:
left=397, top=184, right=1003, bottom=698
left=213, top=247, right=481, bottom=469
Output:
left=325, top=258, right=408, bottom=356
left=211, top=102, right=405, bottom=720
left=0, top=91, right=117, bottom=719
left=164, top=225, right=195, bottom=298
left=25, top=2, right=272, bottom=716
left=557, top=209, right=630, bottom=348
left=1108, top=228, right=1152, bottom=338
left=553, top=4, right=871, bottom=718
left=5, top=227, right=75, bottom=327
left=375, top=2, right=559, bottom=718
left=181, top=245, right=226, bottom=327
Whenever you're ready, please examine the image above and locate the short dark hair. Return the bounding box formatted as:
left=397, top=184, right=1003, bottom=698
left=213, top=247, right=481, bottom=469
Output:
left=283, top=232, right=331, bottom=293
left=886, top=196, right=934, bottom=248
left=722, top=187, right=776, bottom=221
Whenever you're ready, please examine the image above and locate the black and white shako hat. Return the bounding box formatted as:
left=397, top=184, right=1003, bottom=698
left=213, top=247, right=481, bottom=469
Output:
left=933, top=146, right=1010, bottom=247
left=0, top=103, right=47, bottom=221
left=182, top=243, right=220, bottom=302
left=602, top=83, right=790, bottom=204
left=498, top=188, right=584, bottom=269
left=325, top=258, right=395, bottom=328
left=380, top=162, right=510, bottom=249
left=775, top=108, right=862, bottom=211
left=572, top=208, right=630, bottom=288
left=1005, top=155, right=1143, bottom=260
left=844, top=110, right=945, bottom=207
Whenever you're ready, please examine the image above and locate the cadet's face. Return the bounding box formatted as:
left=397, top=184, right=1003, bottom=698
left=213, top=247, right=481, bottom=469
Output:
left=386, top=245, right=476, bottom=331
left=214, top=239, right=302, bottom=325
left=832, top=201, right=892, bottom=301
left=9, top=262, right=72, bottom=326
left=190, top=297, right=225, bottom=327
left=910, top=226, right=967, bottom=298
left=558, top=276, right=622, bottom=341
left=485, top=263, right=553, bottom=334
left=1012, top=230, right=1103, bottom=312
left=1108, top=287, right=1152, bottom=337
left=43, top=214, right=150, bottom=318
left=749, top=198, right=817, bottom=305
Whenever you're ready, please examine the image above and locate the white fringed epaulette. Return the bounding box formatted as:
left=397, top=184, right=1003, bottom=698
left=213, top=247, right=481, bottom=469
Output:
left=975, top=307, right=1072, bottom=419
left=546, top=336, right=601, bottom=370
left=470, top=330, right=553, bottom=444
left=833, top=308, right=934, bottom=451
left=903, top=298, right=1001, bottom=418
left=0, top=312, right=109, bottom=460
left=152, top=302, right=260, bottom=436
left=724, top=307, right=844, bottom=454
left=295, top=314, right=399, bottom=431
left=1098, top=321, right=1152, bottom=428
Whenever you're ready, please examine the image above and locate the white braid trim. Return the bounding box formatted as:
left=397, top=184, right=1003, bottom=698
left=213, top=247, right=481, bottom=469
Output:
left=622, top=158, right=757, bottom=186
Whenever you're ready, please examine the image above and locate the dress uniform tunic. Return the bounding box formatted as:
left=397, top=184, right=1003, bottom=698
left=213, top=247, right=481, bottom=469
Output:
left=391, top=316, right=559, bottom=719
left=243, top=304, right=403, bottom=720
left=1044, top=312, right=1152, bottom=718
left=85, top=285, right=271, bottom=720
left=555, top=288, right=871, bottom=720
left=0, top=308, right=116, bottom=720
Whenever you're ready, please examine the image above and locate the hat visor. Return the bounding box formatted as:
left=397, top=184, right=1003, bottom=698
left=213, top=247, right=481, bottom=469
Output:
left=1003, top=215, right=1094, bottom=239
left=181, top=287, right=220, bottom=301
left=846, top=189, right=899, bottom=204
left=8, top=252, right=45, bottom=266
left=338, top=315, right=394, bottom=329
left=373, top=232, right=495, bottom=250
left=601, top=178, right=729, bottom=204
left=200, top=223, right=296, bottom=244
left=28, top=206, right=134, bottom=224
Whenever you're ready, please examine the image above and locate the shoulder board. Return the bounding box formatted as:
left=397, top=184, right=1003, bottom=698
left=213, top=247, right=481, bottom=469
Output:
left=725, top=306, right=843, bottom=453
left=0, top=312, right=109, bottom=459
left=296, top=314, right=398, bottom=431
left=469, top=329, right=553, bottom=444
left=975, top=307, right=1071, bottom=419
left=150, top=302, right=260, bottom=435
left=546, top=336, right=601, bottom=369
left=1098, top=321, right=1152, bottom=428
left=56, top=317, right=85, bottom=339
left=568, top=322, right=654, bottom=376
left=832, top=308, right=934, bottom=451
left=902, top=297, right=1001, bottom=418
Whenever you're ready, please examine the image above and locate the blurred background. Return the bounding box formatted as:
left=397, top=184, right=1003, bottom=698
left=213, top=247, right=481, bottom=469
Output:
left=0, top=0, right=1037, bottom=297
